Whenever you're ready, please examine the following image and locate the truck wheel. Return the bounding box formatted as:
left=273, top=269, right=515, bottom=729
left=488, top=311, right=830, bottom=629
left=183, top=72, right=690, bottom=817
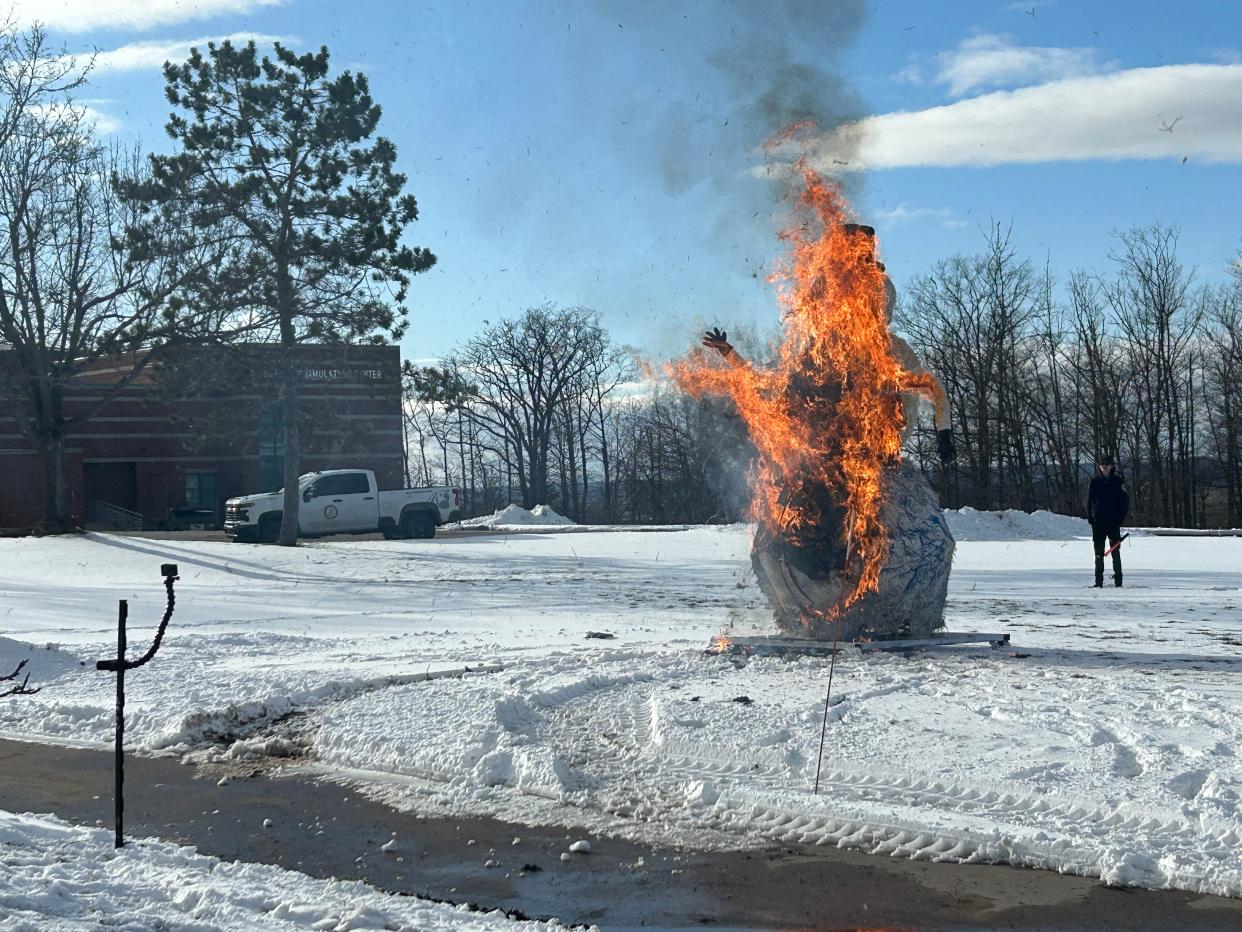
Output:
left=401, top=511, right=435, bottom=540
left=258, top=515, right=281, bottom=544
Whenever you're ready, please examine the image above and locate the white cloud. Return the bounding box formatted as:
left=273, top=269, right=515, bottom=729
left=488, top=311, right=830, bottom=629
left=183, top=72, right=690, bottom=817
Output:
left=85, top=33, right=294, bottom=73
left=873, top=204, right=966, bottom=229
left=795, top=64, right=1242, bottom=171
left=893, top=61, right=926, bottom=86
left=31, top=102, right=121, bottom=134
left=9, top=0, right=285, bottom=33
left=82, top=106, right=122, bottom=134
left=936, top=33, right=1106, bottom=96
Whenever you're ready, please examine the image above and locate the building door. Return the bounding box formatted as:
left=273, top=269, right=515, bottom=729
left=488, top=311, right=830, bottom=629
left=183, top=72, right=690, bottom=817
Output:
left=83, top=462, right=138, bottom=519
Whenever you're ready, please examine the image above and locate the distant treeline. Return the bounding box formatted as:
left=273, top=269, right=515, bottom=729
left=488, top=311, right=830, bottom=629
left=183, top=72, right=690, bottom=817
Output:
left=898, top=223, right=1240, bottom=529
left=407, top=224, right=1242, bottom=529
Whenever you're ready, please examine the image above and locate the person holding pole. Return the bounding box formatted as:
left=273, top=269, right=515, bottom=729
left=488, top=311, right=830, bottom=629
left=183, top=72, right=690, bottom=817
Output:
left=1087, top=454, right=1129, bottom=588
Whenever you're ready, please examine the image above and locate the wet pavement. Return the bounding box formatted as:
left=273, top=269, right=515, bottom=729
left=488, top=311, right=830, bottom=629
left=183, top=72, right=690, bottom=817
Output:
left=2, top=738, right=1241, bottom=930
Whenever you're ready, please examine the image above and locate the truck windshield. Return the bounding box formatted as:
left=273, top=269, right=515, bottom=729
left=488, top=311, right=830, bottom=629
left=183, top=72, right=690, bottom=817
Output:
left=275, top=474, right=320, bottom=493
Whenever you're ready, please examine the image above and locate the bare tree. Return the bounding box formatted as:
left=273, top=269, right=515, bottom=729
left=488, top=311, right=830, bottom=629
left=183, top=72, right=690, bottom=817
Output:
left=0, top=21, right=84, bottom=152
left=1, top=658, right=40, bottom=697
left=400, top=361, right=473, bottom=492
left=981, top=224, right=1039, bottom=509
left=898, top=224, right=1036, bottom=509
left=1202, top=275, right=1242, bottom=525
left=1021, top=264, right=1082, bottom=515
left=604, top=387, right=753, bottom=525
left=582, top=350, right=633, bottom=521
left=1066, top=270, right=1127, bottom=470
left=0, top=23, right=218, bottom=531
left=1106, top=225, right=1202, bottom=525
left=549, top=341, right=631, bottom=521
left=454, top=306, right=612, bottom=510
left=402, top=232, right=1239, bottom=529
left=897, top=223, right=1242, bottom=528
left=900, top=256, right=984, bottom=505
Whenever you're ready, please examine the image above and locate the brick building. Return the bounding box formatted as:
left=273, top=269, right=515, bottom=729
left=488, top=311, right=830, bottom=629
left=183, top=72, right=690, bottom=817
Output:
left=0, top=344, right=404, bottom=531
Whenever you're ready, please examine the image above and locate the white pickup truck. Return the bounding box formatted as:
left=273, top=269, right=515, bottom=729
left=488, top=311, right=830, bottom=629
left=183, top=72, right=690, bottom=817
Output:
left=223, top=469, right=460, bottom=543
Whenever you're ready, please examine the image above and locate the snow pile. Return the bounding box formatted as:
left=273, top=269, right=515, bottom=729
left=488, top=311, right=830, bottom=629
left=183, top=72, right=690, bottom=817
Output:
left=945, top=506, right=1089, bottom=540
left=462, top=504, right=576, bottom=529
left=315, top=664, right=656, bottom=799
left=0, top=810, right=561, bottom=930
left=0, top=637, right=85, bottom=687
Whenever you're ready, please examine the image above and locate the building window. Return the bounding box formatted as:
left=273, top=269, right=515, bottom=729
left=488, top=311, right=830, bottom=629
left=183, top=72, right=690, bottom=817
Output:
left=186, top=472, right=218, bottom=510
left=259, top=408, right=285, bottom=492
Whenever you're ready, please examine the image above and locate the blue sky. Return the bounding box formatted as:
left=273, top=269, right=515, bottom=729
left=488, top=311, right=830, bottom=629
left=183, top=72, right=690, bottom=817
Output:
left=18, top=0, right=1242, bottom=361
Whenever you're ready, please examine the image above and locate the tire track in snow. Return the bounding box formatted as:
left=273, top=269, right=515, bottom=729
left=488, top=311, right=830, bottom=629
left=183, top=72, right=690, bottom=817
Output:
left=489, top=661, right=1242, bottom=897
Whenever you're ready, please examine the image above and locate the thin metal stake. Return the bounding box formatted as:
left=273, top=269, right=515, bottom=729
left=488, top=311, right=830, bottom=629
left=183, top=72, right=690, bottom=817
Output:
left=814, top=506, right=855, bottom=796
left=812, top=610, right=844, bottom=795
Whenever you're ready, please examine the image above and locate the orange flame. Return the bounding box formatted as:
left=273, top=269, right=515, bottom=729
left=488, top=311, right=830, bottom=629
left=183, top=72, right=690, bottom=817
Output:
left=672, top=162, right=906, bottom=616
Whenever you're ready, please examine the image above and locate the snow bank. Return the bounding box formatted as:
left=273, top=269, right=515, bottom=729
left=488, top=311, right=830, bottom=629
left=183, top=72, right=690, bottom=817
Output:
left=315, top=664, right=656, bottom=798
left=461, top=504, right=575, bottom=529
left=0, top=637, right=86, bottom=691
left=945, top=506, right=1089, bottom=541
left=0, top=810, right=562, bottom=930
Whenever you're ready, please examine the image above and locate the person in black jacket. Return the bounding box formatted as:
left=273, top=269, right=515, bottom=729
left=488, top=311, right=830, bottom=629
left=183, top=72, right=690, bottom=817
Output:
left=1087, top=454, right=1129, bottom=587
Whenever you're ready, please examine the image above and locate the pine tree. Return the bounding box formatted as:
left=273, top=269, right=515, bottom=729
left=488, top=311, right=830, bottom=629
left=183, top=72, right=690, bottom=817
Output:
left=124, top=41, right=435, bottom=544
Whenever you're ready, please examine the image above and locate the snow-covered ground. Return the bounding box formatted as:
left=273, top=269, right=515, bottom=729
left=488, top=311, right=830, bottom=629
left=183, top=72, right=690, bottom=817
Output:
left=2, top=517, right=1241, bottom=901
left=0, top=810, right=560, bottom=930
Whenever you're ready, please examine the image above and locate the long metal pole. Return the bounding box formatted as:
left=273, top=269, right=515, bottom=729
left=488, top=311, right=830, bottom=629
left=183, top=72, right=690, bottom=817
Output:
left=115, top=599, right=127, bottom=849
left=812, top=611, right=844, bottom=795
left=814, top=510, right=855, bottom=796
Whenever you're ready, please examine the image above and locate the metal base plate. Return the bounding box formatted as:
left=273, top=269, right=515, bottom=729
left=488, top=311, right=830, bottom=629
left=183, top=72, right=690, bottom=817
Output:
left=856, top=632, right=1010, bottom=652
left=707, top=636, right=844, bottom=657
left=708, top=632, right=1010, bottom=657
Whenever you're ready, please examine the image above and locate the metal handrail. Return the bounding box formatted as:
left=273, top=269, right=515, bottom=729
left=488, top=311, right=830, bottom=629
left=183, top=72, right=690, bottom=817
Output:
left=93, top=500, right=144, bottom=531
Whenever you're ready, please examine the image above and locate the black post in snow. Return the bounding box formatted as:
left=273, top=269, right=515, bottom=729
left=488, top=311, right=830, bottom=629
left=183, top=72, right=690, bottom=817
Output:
left=96, top=564, right=179, bottom=849
left=115, top=599, right=127, bottom=848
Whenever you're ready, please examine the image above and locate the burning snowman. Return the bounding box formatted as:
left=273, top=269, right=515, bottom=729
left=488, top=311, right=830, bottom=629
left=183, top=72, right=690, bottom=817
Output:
left=674, top=168, right=956, bottom=641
